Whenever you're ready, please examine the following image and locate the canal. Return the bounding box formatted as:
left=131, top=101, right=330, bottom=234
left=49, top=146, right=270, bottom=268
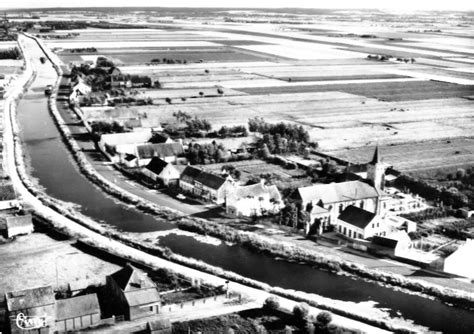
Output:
left=16, top=36, right=474, bottom=333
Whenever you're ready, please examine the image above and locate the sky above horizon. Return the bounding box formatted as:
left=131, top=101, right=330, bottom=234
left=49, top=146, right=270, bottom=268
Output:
left=0, top=0, right=473, bottom=11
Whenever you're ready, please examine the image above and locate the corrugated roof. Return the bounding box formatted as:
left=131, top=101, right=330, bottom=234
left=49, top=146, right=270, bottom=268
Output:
left=56, top=294, right=100, bottom=321
left=338, top=205, right=377, bottom=229
left=147, top=319, right=171, bottom=330
left=297, top=181, right=378, bottom=205
left=6, top=286, right=55, bottom=311
left=137, top=143, right=183, bottom=160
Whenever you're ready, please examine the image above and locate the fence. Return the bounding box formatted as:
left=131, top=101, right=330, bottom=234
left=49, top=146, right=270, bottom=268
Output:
left=160, top=293, right=241, bottom=314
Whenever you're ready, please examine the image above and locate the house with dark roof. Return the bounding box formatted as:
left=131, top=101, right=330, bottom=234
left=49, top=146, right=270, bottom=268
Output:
left=336, top=205, right=385, bottom=239
left=147, top=318, right=172, bottom=334
left=142, top=157, right=180, bottom=186
left=1, top=214, right=33, bottom=238
left=5, top=285, right=56, bottom=334
left=106, top=264, right=161, bottom=320
left=226, top=181, right=284, bottom=217
left=136, top=142, right=184, bottom=166
left=296, top=180, right=380, bottom=227
left=179, top=166, right=234, bottom=204
left=55, top=294, right=101, bottom=333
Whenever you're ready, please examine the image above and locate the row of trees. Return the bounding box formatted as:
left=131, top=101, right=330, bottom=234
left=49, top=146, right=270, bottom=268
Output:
left=0, top=47, right=21, bottom=60
left=151, top=58, right=188, bottom=64
left=186, top=142, right=228, bottom=165
left=66, top=47, right=97, bottom=53
left=208, top=125, right=248, bottom=138
left=249, top=117, right=310, bottom=143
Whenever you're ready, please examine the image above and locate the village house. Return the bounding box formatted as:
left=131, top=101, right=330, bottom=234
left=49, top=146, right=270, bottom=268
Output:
left=179, top=166, right=234, bottom=204
left=106, top=264, right=161, bottom=321
left=0, top=214, right=33, bottom=238
left=142, top=157, right=180, bottom=186
left=336, top=205, right=386, bottom=240
left=443, top=239, right=474, bottom=279
left=69, top=78, right=91, bottom=104
left=135, top=142, right=184, bottom=166
left=226, top=181, right=284, bottom=217
left=5, top=285, right=56, bottom=334
left=55, top=293, right=101, bottom=333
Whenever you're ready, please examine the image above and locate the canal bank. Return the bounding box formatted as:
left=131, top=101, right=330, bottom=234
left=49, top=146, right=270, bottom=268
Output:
left=14, top=35, right=474, bottom=333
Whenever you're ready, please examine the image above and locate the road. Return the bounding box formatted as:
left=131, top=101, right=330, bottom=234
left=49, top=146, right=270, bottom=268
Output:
left=3, top=34, right=390, bottom=333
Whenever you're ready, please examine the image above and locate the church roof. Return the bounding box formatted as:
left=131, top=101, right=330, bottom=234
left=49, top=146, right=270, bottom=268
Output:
left=297, top=181, right=379, bottom=205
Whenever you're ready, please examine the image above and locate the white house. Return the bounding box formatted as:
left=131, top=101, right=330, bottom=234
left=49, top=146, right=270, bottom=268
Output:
left=69, top=79, right=91, bottom=104
left=142, top=157, right=180, bottom=186
left=226, top=181, right=284, bottom=217
left=336, top=205, right=386, bottom=240
left=443, top=239, right=474, bottom=279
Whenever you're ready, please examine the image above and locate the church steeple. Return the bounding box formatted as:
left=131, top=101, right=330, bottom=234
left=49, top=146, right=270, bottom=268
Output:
left=370, top=146, right=380, bottom=165
left=367, top=145, right=386, bottom=191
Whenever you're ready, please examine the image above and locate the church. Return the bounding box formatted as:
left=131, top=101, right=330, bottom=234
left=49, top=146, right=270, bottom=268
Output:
left=297, top=147, right=389, bottom=235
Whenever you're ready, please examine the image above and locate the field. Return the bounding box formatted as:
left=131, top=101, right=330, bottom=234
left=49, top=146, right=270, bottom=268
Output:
left=49, top=14, right=474, bottom=177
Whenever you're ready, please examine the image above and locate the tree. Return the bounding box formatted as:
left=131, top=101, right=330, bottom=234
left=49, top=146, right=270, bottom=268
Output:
left=263, top=296, right=280, bottom=313
left=260, top=144, right=271, bottom=160
left=298, top=209, right=310, bottom=230
left=293, top=302, right=310, bottom=328
left=315, top=311, right=333, bottom=333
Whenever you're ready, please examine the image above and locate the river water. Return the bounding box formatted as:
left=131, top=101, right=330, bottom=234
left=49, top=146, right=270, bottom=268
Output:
left=16, top=38, right=474, bottom=333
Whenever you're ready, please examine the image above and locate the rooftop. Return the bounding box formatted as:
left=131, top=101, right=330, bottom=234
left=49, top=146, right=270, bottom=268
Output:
left=338, top=205, right=377, bottom=230
left=56, top=294, right=100, bottom=321
left=297, top=180, right=379, bottom=205
left=6, top=285, right=55, bottom=311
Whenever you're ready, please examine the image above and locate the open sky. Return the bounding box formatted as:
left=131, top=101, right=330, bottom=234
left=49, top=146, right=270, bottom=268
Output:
left=0, top=0, right=473, bottom=11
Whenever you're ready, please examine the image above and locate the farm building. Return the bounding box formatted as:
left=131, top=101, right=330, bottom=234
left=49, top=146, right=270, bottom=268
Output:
left=99, top=130, right=152, bottom=161
left=1, top=214, right=33, bottom=238
left=179, top=166, right=234, bottom=204
left=69, top=78, right=91, bottom=104
left=295, top=180, right=380, bottom=226
left=226, top=181, right=284, bottom=217
left=142, top=157, right=180, bottom=186
left=335, top=205, right=386, bottom=240
left=372, top=231, right=412, bottom=257
left=135, top=142, right=184, bottom=166
left=55, top=294, right=101, bottom=333
left=5, top=285, right=56, bottom=334
left=443, top=239, right=474, bottom=279
left=106, top=264, right=161, bottom=321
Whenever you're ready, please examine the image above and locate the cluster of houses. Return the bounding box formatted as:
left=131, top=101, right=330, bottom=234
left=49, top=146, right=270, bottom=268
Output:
left=4, top=264, right=171, bottom=334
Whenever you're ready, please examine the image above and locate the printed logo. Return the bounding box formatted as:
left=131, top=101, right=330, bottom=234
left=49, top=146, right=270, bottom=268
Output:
left=15, top=313, right=49, bottom=330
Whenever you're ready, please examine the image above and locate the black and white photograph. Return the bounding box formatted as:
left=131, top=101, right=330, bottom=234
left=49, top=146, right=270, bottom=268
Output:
left=0, top=0, right=473, bottom=333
